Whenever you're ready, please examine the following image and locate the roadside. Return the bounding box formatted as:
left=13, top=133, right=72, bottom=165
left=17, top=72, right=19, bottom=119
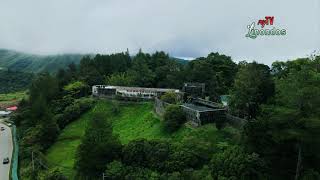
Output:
left=0, top=118, right=13, bottom=180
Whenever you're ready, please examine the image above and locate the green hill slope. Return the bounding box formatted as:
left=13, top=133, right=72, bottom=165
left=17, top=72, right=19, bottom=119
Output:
left=0, top=49, right=84, bottom=73
left=45, top=100, right=239, bottom=178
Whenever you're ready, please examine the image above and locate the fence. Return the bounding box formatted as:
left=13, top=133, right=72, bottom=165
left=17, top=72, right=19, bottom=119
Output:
left=11, top=125, right=19, bottom=180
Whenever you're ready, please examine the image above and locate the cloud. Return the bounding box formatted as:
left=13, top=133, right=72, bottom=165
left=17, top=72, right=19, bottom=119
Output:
left=0, top=0, right=319, bottom=65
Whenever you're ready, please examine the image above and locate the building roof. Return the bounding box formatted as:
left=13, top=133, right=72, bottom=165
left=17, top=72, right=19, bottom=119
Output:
left=94, top=85, right=180, bottom=93
left=0, top=111, right=11, bottom=115
left=181, top=103, right=214, bottom=112
left=6, top=106, right=18, bottom=111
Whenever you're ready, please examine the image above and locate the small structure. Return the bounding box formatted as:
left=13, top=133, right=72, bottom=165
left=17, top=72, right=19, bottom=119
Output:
left=92, top=85, right=181, bottom=100
left=6, top=106, right=18, bottom=111
left=182, top=83, right=205, bottom=98
left=0, top=111, right=11, bottom=118
left=181, top=103, right=226, bottom=126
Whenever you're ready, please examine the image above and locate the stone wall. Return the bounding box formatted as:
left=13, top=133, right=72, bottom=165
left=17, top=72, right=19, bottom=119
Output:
left=154, top=98, right=171, bottom=117
left=226, top=114, right=248, bottom=128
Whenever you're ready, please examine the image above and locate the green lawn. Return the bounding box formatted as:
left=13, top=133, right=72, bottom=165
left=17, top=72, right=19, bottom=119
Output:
left=45, top=100, right=239, bottom=178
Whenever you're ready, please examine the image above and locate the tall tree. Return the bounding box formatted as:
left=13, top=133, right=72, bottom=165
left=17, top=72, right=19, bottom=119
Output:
left=229, top=61, right=274, bottom=119
left=243, top=59, right=320, bottom=179
left=75, top=113, right=122, bottom=178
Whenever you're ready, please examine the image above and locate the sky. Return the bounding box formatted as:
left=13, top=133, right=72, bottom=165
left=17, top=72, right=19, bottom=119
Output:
left=0, top=0, right=319, bottom=65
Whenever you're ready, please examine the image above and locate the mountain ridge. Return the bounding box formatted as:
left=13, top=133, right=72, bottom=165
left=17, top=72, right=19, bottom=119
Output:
left=0, top=49, right=189, bottom=73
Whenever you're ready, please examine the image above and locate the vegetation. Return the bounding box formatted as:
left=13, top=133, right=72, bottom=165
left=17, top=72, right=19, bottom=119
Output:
left=163, top=105, right=186, bottom=133
left=9, top=50, right=320, bottom=179
left=0, top=49, right=84, bottom=73
left=75, top=113, right=122, bottom=179
left=0, top=70, right=33, bottom=93
left=229, top=61, right=274, bottom=119
left=0, top=91, right=26, bottom=108
left=45, top=101, right=239, bottom=178
left=160, top=91, right=179, bottom=104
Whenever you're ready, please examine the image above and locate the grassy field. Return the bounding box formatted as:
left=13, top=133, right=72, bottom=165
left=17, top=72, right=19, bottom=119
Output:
left=0, top=91, right=26, bottom=109
left=45, top=100, right=240, bottom=178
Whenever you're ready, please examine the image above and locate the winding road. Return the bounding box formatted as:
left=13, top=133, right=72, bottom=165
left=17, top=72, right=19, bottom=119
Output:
left=0, top=119, right=13, bottom=180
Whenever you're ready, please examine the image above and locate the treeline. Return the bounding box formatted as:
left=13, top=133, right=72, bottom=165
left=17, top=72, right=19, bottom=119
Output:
left=0, top=69, right=34, bottom=93
left=56, top=50, right=237, bottom=101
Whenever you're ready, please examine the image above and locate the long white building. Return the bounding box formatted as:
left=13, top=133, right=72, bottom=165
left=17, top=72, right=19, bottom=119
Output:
left=92, top=85, right=180, bottom=99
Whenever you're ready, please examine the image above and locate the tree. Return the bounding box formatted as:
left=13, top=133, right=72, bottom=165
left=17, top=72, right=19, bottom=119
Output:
left=129, top=51, right=155, bottom=87
left=163, top=105, right=186, bottom=133
left=210, top=146, right=268, bottom=180
left=63, top=81, right=90, bottom=98
left=160, top=92, right=179, bottom=104
left=243, top=60, right=320, bottom=179
left=75, top=112, right=122, bottom=178
left=29, top=73, right=59, bottom=104
left=184, top=52, right=237, bottom=100
left=229, top=61, right=274, bottom=119
left=105, top=72, right=134, bottom=86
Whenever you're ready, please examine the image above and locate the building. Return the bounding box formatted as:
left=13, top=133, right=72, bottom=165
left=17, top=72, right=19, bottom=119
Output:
left=92, top=85, right=180, bottom=99
left=181, top=103, right=226, bottom=126
left=182, top=83, right=205, bottom=98
left=0, top=111, right=11, bottom=118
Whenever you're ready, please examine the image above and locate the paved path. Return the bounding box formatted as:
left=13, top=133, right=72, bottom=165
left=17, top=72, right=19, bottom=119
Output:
left=0, top=119, right=13, bottom=180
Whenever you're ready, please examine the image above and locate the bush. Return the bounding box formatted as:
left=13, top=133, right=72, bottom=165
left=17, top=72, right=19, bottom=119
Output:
left=38, top=168, right=67, bottom=180
left=160, top=92, right=179, bottom=104
left=63, top=81, right=90, bottom=98
left=163, top=105, right=186, bottom=133
left=55, top=98, right=95, bottom=129
left=210, top=146, right=268, bottom=180
left=111, top=100, right=120, bottom=115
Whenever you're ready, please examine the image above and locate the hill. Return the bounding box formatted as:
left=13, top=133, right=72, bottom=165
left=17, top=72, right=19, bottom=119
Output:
left=0, top=49, right=189, bottom=74
left=0, top=49, right=84, bottom=73
left=0, top=70, right=33, bottom=93
left=45, top=100, right=239, bottom=178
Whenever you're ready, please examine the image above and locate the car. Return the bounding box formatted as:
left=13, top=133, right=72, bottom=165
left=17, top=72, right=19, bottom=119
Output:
left=0, top=127, right=4, bottom=131
left=3, top=157, right=9, bottom=164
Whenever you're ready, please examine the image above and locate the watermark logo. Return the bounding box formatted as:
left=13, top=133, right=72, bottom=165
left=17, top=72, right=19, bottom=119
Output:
left=246, top=16, right=287, bottom=39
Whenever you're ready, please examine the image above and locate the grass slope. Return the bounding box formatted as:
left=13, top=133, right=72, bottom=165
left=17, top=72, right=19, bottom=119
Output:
left=45, top=100, right=239, bottom=178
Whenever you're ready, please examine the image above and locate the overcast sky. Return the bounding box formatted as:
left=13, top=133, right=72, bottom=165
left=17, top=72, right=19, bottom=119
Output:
left=0, top=0, right=319, bottom=64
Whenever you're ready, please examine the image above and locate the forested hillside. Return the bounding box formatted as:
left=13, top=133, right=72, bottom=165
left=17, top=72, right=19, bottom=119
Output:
left=0, top=49, right=188, bottom=74
left=0, top=49, right=84, bottom=73
left=0, top=70, right=33, bottom=93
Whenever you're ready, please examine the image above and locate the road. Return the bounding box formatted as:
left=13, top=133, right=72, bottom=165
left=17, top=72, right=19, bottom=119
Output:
left=0, top=119, right=13, bottom=180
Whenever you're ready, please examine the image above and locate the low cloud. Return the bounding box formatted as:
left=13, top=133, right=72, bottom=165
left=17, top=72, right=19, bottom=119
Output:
left=0, top=0, right=319, bottom=64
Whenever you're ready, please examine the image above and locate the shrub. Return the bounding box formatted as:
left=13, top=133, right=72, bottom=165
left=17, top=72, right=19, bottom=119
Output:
left=39, top=168, right=67, bottom=180
left=163, top=105, right=186, bottom=133
left=160, top=92, right=179, bottom=104
left=111, top=100, right=120, bottom=115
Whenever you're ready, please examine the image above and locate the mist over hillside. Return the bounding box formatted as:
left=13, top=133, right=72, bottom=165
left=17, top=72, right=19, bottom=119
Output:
left=0, top=49, right=85, bottom=73
left=0, top=49, right=189, bottom=73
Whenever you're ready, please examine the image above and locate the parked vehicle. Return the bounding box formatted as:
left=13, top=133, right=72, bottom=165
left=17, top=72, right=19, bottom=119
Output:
left=3, top=157, right=9, bottom=164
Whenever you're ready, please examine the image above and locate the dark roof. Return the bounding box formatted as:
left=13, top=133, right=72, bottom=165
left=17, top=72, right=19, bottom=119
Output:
left=181, top=103, right=215, bottom=112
